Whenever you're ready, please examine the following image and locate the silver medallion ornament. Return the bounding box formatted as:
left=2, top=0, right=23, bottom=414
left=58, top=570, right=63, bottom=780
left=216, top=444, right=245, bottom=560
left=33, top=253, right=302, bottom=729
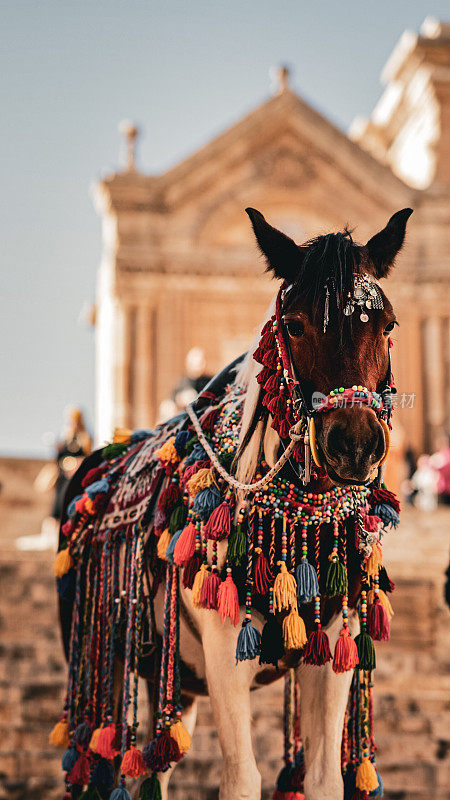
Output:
left=324, top=272, right=384, bottom=331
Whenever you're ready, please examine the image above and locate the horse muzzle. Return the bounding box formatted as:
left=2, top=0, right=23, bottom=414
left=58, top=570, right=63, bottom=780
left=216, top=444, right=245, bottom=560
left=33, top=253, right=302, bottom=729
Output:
left=310, top=408, right=390, bottom=486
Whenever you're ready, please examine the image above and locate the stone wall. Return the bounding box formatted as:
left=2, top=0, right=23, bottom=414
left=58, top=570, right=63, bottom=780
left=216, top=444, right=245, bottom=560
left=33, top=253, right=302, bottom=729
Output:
left=0, top=456, right=449, bottom=799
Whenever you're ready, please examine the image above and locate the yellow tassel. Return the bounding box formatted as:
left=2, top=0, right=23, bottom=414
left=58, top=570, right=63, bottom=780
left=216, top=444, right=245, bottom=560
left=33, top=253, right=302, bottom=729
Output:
left=54, top=548, right=72, bottom=578
left=273, top=562, right=297, bottom=612
left=366, top=542, right=382, bottom=577
left=282, top=607, right=307, bottom=650
left=170, top=720, right=191, bottom=755
left=49, top=719, right=70, bottom=748
left=157, top=529, right=171, bottom=561
left=191, top=564, right=208, bottom=607
left=156, top=437, right=180, bottom=465
left=89, top=726, right=102, bottom=753
left=113, top=427, right=132, bottom=444
left=356, top=757, right=379, bottom=792
left=187, top=468, right=214, bottom=497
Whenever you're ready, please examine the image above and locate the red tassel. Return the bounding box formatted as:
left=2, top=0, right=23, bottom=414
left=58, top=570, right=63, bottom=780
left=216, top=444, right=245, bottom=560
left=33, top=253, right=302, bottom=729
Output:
left=333, top=627, right=359, bottom=673
left=261, top=348, right=278, bottom=367
left=217, top=573, right=240, bottom=626
left=303, top=628, right=332, bottom=666
left=75, top=496, right=87, bottom=514
left=62, top=520, right=74, bottom=538
left=174, top=523, right=197, bottom=565
left=274, top=417, right=290, bottom=439
left=370, top=486, right=400, bottom=514
left=203, top=502, right=231, bottom=540
left=256, top=366, right=273, bottom=385
left=254, top=551, right=273, bottom=594
left=96, top=723, right=120, bottom=759
left=199, top=570, right=220, bottom=609
left=120, top=745, right=147, bottom=778
left=264, top=373, right=281, bottom=393
left=367, top=598, right=390, bottom=641
left=199, top=407, right=219, bottom=431
left=81, top=465, right=106, bottom=488
left=260, top=330, right=276, bottom=348
left=361, top=513, right=380, bottom=532
left=268, top=394, right=287, bottom=417
left=158, top=483, right=181, bottom=514
left=182, top=552, right=201, bottom=589
left=153, top=730, right=181, bottom=766
left=67, top=752, right=90, bottom=785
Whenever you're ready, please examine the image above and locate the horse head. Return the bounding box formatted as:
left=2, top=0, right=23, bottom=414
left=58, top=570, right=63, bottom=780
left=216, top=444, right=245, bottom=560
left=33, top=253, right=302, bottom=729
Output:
left=246, top=207, right=413, bottom=486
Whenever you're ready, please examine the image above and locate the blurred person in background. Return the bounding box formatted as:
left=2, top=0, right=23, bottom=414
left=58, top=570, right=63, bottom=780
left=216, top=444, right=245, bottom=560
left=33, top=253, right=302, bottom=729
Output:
left=16, top=407, right=92, bottom=551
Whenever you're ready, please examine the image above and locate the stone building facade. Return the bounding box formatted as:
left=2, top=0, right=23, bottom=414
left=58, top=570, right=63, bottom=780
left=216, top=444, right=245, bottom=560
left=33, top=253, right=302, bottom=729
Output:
left=93, top=18, right=450, bottom=454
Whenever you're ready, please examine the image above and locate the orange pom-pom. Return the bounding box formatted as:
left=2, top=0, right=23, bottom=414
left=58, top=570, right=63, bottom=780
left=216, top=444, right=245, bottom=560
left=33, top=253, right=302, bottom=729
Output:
left=120, top=745, right=147, bottom=778
left=49, top=718, right=70, bottom=748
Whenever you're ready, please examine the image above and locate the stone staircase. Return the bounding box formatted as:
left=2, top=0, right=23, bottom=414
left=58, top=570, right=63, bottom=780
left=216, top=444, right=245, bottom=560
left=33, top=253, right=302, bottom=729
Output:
left=0, top=457, right=449, bottom=799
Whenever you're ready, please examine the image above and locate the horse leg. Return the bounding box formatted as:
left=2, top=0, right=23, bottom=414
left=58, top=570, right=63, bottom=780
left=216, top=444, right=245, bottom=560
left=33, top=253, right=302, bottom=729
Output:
left=202, top=618, right=261, bottom=800
left=296, top=613, right=357, bottom=800
left=158, top=695, right=198, bottom=800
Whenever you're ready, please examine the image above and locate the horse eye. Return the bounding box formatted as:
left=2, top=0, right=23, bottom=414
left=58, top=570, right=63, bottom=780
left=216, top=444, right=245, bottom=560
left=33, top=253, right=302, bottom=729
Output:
left=285, top=320, right=305, bottom=338
left=383, top=321, right=397, bottom=336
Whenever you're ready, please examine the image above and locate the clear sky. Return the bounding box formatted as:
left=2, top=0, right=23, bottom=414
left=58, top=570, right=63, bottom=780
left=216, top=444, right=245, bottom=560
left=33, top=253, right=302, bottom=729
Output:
left=1, top=0, right=448, bottom=457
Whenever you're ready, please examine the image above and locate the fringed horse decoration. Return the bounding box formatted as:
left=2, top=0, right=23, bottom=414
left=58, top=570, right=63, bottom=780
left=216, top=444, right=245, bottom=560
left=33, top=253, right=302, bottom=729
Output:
left=51, top=207, right=412, bottom=800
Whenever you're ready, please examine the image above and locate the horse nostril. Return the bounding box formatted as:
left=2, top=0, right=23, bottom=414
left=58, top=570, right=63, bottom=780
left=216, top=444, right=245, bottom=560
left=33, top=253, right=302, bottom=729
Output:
left=326, top=425, right=348, bottom=458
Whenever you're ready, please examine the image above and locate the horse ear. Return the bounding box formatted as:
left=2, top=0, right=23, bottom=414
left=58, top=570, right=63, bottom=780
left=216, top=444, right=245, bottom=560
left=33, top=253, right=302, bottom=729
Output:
left=366, top=208, right=413, bottom=278
left=245, top=207, right=304, bottom=282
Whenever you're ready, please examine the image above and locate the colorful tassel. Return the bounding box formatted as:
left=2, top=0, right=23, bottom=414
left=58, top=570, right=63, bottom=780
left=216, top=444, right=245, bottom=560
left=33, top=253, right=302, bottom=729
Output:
left=89, top=726, right=102, bottom=752
left=182, top=551, right=201, bottom=589
left=203, top=502, right=231, bottom=540
left=356, top=758, right=379, bottom=793
left=366, top=543, right=382, bottom=577
left=236, top=620, right=261, bottom=662
left=324, top=558, right=348, bottom=597
left=217, top=571, right=240, bottom=626
left=91, top=759, right=114, bottom=789
left=193, top=485, right=222, bottom=519
left=62, top=746, right=79, bottom=772
left=191, top=563, right=208, bottom=607
left=354, top=631, right=376, bottom=670
left=156, top=529, right=171, bottom=561
left=254, top=550, right=272, bottom=594
left=49, top=718, right=70, bottom=748
left=120, top=745, right=147, bottom=778
left=142, top=732, right=181, bottom=772
left=378, top=565, right=395, bottom=593
left=67, top=752, right=90, bottom=786
left=165, top=528, right=183, bottom=564
left=260, top=614, right=284, bottom=666
left=227, top=523, right=247, bottom=565
left=199, top=569, right=220, bottom=609
left=333, top=628, right=359, bottom=673
left=273, top=562, right=297, bottom=612
left=174, top=429, right=191, bottom=456
left=110, top=785, right=132, bottom=800
left=155, top=437, right=180, bottom=465
left=170, top=720, right=191, bottom=755
left=303, top=628, right=332, bottom=666
left=72, top=721, right=92, bottom=749
left=296, top=560, right=319, bottom=604
left=187, top=467, right=214, bottom=498
left=139, top=774, right=162, bottom=800
left=102, top=442, right=128, bottom=459
left=173, top=523, right=196, bottom=565
left=374, top=502, right=400, bottom=529
left=96, top=723, right=120, bottom=760
left=54, top=548, right=73, bottom=578
left=168, top=503, right=187, bottom=534
left=282, top=608, right=307, bottom=650
left=367, top=598, right=390, bottom=641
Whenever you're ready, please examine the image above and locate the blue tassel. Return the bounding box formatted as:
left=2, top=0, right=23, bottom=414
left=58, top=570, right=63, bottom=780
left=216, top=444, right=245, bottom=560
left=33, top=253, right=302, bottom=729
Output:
left=296, top=559, right=319, bottom=603
left=185, top=443, right=208, bottom=466
left=71, top=721, right=92, bottom=748
left=85, top=478, right=110, bottom=499
left=174, top=430, right=191, bottom=456
left=91, top=759, right=114, bottom=789
left=374, top=503, right=400, bottom=530
left=369, top=770, right=384, bottom=797
left=62, top=746, right=79, bottom=772
left=236, top=620, right=261, bottom=663
left=131, top=429, right=153, bottom=443
left=57, top=570, right=76, bottom=601
left=110, top=787, right=132, bottom=800
left=165, top=528, right=183, bottom=564
left=67, top=494, right=83, bottom=518
left=194, top=485, right=221, bottom=520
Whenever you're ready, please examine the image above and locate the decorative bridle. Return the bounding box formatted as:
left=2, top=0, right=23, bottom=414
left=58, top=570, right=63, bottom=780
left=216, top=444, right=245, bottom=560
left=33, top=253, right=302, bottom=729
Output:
left=188, top=273, right=395, bottom=491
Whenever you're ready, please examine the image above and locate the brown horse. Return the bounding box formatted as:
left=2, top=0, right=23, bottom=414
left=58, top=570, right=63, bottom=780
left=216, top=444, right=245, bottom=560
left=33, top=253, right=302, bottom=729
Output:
left=58, top=206, right=412, bottom=800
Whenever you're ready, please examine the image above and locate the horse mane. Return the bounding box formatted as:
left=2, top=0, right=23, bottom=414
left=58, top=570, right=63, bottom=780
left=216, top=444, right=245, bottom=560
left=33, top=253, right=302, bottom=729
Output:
left=234, top=227, right=362, bottom=489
